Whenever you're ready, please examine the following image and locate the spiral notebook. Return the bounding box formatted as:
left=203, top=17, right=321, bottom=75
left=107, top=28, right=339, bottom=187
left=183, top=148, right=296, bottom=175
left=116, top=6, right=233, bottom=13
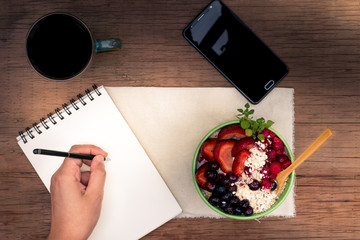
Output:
left=16, top=85, right=182, bottom=240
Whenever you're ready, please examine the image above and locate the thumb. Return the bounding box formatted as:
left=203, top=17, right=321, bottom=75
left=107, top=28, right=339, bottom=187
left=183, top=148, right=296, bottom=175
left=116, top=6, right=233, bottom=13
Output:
left=86, top=155, right=106, bottom=197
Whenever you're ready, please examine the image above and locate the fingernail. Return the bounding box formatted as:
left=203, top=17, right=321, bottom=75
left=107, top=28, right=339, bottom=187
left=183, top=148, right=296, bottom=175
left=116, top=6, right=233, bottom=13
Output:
left=95, top=155, right=105, bottom=163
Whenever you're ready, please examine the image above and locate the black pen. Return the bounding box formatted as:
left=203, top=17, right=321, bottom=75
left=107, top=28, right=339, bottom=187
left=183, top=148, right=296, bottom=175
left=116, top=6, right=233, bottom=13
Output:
left=33, top=148, right=106, bottom=161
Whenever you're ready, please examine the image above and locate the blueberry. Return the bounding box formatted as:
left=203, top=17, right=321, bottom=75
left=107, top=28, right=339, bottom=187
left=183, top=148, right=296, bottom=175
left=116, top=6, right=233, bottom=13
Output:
left=239, top=199, right=249, bottom=209
left=223, top=206, right=234, bottom=214
left=205, top=182, right=216, bottom=192
left=219, top=201, right=228, bottom=209
left=218, top=173, right=226, bottom=180
left=208, top=161, right=220, bottom=171
left=248, top=179, right=261, bottom=191
left=243, top=206, right=254, bottom=216
left=208, top=196, right=220, bottom=207
left=227, top=173, right=239, bottom=183
left=221, top=177, right=231, bottom=188
left=228, top=185, right=237, bottom=193
left=205, top=170, right=218, bottom=182
left=229, top=196, right=240, bottom=206
left=233, top=206, right=243, bottom=215
left=221, top=192, right=232, bottom=202
left=213, top=185, right=227, bottom=196
left=270, top=180, right=277, bottom=191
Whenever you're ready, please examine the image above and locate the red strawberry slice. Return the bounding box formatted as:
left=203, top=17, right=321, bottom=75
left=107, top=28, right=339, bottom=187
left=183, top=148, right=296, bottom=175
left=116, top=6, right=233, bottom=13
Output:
left=200, top=139, right=218, bottom=161
left=231, top=137, right=255, bottom=157
left=218, top=124, right=246, bottom=140
left=214, top=140, right=236, bottom=173
left=195, top=163, right=209, bottom=189
left=232, top=150, right=251, bottom=176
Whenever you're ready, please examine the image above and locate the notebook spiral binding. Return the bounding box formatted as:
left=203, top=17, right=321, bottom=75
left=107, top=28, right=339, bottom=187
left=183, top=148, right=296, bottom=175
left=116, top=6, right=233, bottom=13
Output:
left=18, top=84, right=102, bottom=144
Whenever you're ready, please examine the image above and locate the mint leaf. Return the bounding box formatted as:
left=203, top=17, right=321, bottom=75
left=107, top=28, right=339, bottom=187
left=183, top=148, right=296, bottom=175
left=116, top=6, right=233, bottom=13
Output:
left=266, top=120, right=274, bottom=128
left=241, top=119, right=250, bottom=129
left=257, top=118, right=265, bottom=125
left=258, top=134, right=265, bottom=141
left=236, top=103, right=275, bottom=140
left=259, top=125, right=266, bottom=132
left=245, top=129, right=252, bottom=136
left=252, top=121, right=259, bottom=130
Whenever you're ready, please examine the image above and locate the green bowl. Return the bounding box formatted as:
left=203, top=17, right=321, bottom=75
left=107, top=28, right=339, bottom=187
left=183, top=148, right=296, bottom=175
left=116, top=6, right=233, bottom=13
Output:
left=192, top=120, right=295, bottom=220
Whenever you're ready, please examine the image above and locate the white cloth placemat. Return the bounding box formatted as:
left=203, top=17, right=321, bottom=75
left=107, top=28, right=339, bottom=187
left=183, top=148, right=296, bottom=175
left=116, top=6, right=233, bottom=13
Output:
left=106, top=87, right=295, bottom=218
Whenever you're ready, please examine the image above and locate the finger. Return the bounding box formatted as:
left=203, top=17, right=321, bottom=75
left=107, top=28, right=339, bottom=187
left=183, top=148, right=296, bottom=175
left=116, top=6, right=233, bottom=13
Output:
left=81, top=171, right=90, bottom=186
left=82, top=159, right=92, bottom=167
left=51, top=161, right=83, bottom=195
left=68, top=145, right=108, bottom=167
left=57, top=156, right=82, bottom=182
left=69, top=144, right=108, bottom=157
left=85, top=155, right=106, bottom=197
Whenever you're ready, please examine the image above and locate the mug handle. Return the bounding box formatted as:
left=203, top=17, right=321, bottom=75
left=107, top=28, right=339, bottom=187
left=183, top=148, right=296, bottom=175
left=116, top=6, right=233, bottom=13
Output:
left=94, top=38, right=121, bottom=53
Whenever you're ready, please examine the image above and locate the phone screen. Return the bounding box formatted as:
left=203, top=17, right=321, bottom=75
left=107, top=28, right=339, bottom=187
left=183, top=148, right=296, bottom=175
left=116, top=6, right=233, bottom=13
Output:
left=183, top=0, right=288, bottom=104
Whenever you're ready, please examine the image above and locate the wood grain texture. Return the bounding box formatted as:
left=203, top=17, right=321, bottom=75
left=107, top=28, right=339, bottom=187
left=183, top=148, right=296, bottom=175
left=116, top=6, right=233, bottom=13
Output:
left=1, top=0, right=359, bottom=239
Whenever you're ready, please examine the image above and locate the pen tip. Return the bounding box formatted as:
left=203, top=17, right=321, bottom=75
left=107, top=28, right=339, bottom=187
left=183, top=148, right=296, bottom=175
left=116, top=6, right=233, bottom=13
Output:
left=33, top=149, right=38, bottom=154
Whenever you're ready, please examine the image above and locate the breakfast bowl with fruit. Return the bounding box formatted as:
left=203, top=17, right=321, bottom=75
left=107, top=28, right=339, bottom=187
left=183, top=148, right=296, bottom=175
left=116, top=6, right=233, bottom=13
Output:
left=192, top=104, right=295, bottom=219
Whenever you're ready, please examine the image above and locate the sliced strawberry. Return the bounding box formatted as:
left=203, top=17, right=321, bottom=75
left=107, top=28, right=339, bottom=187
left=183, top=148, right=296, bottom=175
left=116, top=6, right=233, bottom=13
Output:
left=218, top=124, right=246, bottom=140
left=195, top=163, right=209, bottom=189
left=232, top=150, right=251, bottom=176
left=214, top=140, right=236, bottom=173
left=200, top=138, right=218, bottom=161
left=231, top=137, right=255, bottom=157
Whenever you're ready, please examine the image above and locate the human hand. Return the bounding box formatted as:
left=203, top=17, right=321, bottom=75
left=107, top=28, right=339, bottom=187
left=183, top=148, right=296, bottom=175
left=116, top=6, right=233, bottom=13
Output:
left=47, top=145, right=107, bottom=240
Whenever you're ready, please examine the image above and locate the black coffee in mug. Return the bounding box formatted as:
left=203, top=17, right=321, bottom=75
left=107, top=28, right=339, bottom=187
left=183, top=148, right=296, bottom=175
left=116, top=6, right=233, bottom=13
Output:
left=26, top=13, right=93, bottom=80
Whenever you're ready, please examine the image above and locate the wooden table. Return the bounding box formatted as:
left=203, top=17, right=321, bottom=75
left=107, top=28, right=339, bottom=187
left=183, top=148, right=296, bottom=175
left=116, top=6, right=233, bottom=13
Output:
left=1, top=0, right=359, bottom=239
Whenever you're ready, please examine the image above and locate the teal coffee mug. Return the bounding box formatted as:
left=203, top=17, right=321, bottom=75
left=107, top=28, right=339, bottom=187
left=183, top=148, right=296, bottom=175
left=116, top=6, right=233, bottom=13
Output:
left=26, top=13, right=121, bottom=81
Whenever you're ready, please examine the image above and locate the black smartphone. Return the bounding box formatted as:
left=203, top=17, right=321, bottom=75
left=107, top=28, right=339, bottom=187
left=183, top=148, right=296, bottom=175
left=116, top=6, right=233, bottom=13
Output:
left=183, top=0, right=288, bottom=104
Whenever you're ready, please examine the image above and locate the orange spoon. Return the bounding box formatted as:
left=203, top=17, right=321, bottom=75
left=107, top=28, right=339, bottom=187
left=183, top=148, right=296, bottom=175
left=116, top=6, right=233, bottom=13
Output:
left=275, top=128, right=333, bottom=194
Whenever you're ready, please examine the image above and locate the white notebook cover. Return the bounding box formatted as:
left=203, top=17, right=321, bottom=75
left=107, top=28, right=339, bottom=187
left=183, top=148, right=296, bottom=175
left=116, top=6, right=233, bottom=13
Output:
left=17, top=85, right=182, bottom=240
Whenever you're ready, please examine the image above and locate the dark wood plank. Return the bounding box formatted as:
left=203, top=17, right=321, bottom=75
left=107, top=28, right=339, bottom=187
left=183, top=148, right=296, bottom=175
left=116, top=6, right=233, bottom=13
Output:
left=1, top=0, right=359, bottom=239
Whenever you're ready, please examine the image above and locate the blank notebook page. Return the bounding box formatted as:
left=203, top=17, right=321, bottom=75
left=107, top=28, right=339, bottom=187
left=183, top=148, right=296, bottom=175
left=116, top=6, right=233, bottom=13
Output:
left=17, top=86, right=182, bottom=240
